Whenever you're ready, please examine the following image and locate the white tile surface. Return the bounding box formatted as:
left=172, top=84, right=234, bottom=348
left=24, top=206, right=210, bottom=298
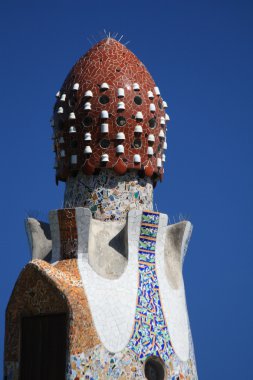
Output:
left=77, top=209, right=142, bottom=352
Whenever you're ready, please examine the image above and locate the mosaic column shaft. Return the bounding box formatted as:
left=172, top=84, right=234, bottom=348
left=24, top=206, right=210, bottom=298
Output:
left=64, top=170, right=153, bottom=222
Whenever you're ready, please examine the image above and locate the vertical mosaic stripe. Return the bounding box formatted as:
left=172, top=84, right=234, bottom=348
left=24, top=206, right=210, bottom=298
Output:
left=57, top=209, right=78, bottom=259
left=127, top=211, right=174, bottom=362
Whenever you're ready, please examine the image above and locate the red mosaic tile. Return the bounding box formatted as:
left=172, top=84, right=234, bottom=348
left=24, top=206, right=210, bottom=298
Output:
left=53, top=38, right=168, bottom=184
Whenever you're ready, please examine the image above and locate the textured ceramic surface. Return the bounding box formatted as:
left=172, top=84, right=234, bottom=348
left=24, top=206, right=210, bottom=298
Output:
left=64, top=170, right=153, bottom=221
left=4, top=35, right=199, bottom=380
left=67, top=211, right=198, bottom=380
left=4, top=259, right=99, bottom=378
left=127, top=211, right=174, bottom=361
left=4, top=210, right=198, bottom=380
left=52, top=38, right=168, bottom=183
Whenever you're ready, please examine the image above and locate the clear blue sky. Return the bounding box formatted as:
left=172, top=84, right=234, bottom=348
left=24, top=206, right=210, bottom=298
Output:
left=1, top=1, right=253, bottom=378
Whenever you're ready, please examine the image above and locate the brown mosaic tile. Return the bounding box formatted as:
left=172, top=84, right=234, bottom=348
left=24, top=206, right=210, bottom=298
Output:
left=58, top=209, right=78, bottom=259
left=5, top=259, right=100, bottom=364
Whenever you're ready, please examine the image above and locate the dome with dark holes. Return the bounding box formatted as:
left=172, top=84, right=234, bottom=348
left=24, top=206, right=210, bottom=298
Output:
left=52, top=38, right=169, bottom=184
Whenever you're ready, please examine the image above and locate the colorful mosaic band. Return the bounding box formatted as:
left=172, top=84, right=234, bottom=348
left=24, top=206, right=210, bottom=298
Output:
left=128, top=211, right=174, bottom=362
left=64, top=170, right=153, bottom=222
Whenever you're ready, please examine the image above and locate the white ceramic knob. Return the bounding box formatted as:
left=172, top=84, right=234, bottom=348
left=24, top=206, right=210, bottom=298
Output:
left=154, top=86, right=160, bottom=96
left=69, top=112, right=76, bottom=120
left=135, top=111, right=143, bottom=120
left=73, top=83, right=79, bottom=90
left=69, top=126, right=76, bottom=133
left=116, top=132, right=125, bottom=140
left=148, top=134, right=155, bottom=142
left=117, top=102, right=125, bottom=110
left=84, top=133, right=92, bottom=141
left=84, top=90, right=93, bottom=98
left=134, top=125, right=143, bottom=133
left=84, top=146, right=92, bottom=154
left=100, top=83, right=109, bottom=90
left=147, top=147, right=154, bottom=156
left=157, top=158, right=162, bottom=167
left=150, top=103, right=156, bottom=112
left=116, top=145, right=124, bottom=154
left=101, top=154, right=109, bottom=162
left=117, top=88, right=125, bottom=97
left=100, top=110, right=109, bottom=119
left=101, top=123, right=109, bottom=133
left=133, top=83, right=140, bottom=90
left=134, top=154, right=141, bottom=163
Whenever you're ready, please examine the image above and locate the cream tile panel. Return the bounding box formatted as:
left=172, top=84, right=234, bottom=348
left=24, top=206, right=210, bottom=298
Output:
left=77, top=209, right=141, bottom=352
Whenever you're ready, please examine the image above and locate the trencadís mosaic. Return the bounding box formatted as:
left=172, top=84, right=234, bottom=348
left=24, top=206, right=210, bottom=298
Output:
left=127, top=211, right=174, bottom=362
left=64, top=170, right=153, bottom=222
left=65, top=211, right=198, bottom=380
left=52, top=38, right=168, bottom=182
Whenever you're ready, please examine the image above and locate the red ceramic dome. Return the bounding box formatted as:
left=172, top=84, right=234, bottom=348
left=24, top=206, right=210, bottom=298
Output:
left=52, top=38, right=169, bottom=183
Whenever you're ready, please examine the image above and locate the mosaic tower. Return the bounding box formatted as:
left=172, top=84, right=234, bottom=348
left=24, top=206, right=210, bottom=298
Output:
left=4, top=38, right=198, bottom=380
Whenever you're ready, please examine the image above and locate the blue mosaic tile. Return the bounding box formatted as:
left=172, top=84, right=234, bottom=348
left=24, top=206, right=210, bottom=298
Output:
left=139, top=238, right=156, bottom=251
left=140, top=225, right=158, bottom=238
left=141, top=211, right=160, bottom=225
left=127, top=211, right=174, bottom=362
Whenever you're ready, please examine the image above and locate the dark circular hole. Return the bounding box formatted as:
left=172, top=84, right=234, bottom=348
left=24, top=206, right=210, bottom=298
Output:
left=116, top=67, right=121, bottom=72
left=144, top=357, right=165, bottom=380
left=133, top=139, right=142, bottom=148
left=100, top=139, right=110, bottom=148
left=149, top=118, right=157, bottom=129
left=82, top=116, right=93, bottom=127
left=158, top=100, right=163, bottom=110
left=99, top=95, right=110, bottom=104
left=134, top=96, right=142, bottom=105
left=117, top=116, right=126, bottom=126
left=71, top=141, right=78, bottom=149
